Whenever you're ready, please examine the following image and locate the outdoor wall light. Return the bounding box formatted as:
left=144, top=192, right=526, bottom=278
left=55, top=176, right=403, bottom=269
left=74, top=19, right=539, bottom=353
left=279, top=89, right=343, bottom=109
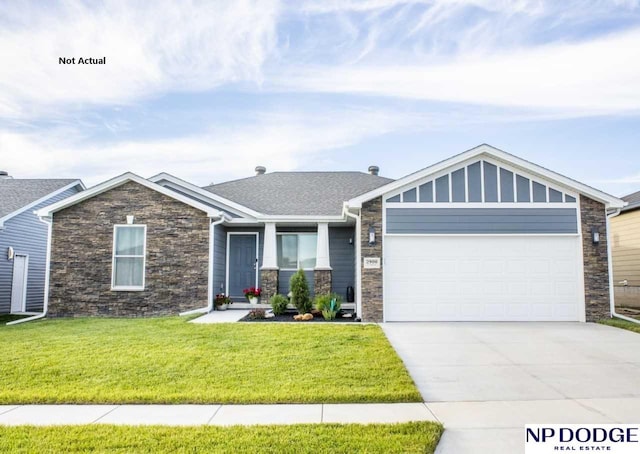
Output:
left=368, top=225, right=376, bottom=246
left=126, top=215, right=135, bottom=225
left=7, top=246, right=14, bottom=260
left=591, top=226, right=600, bottom=245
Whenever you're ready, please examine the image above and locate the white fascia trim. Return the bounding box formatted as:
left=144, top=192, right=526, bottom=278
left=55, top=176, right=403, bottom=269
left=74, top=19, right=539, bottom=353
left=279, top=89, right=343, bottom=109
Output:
left=255, top=215, right=347, bottom=222
left=35, top=172, right=225, bottom=219
left=149, top=172, right=262, bottom=219
left=0, top=180, right=84, bottom=228
left=347, top=144, right=626, bottom=209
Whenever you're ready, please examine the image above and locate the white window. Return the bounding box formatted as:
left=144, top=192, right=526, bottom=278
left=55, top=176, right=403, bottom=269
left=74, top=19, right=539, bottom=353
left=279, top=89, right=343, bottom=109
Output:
left=277, top=233, right=317, bottom=270
left=112, top=225, right=146, bottom=290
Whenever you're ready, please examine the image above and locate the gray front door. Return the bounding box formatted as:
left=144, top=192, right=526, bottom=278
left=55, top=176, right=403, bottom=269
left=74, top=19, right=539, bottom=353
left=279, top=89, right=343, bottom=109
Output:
left=228, top=234, right=258, bottom=299
left=11, top=255, right=28, bottom=313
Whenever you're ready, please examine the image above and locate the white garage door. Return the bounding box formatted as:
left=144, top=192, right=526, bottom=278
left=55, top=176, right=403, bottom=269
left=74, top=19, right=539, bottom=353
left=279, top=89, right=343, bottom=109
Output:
left=384, top=236, right=583, bottom=321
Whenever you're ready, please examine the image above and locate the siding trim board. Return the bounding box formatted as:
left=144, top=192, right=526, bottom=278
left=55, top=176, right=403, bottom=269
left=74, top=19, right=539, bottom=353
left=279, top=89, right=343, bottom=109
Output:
left=386, top=207, right=579, bottom=235
left=384, top=157, right=579, bottom=206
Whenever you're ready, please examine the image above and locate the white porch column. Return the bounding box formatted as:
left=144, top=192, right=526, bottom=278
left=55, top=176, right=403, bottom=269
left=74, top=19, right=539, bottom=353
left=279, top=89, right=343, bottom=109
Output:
left=261, top=222, right=278, bottom=270
left=315, top=222, right=332, bottom=270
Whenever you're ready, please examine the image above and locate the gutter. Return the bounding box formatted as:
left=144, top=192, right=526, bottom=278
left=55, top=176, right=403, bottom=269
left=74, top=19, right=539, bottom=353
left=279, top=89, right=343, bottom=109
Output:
left=7, top=216, right=53, bottom=325
left=342, top=203, right=362, bottom=319
left=180, top=212, right=227, bottom=316
left=606, top=208, right=640, bottom=325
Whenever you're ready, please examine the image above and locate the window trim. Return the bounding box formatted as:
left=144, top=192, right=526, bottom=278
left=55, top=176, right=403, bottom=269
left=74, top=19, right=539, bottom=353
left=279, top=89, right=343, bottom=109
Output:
left=111, top=224, right=147, bottom=291
left=276, top=232, right=317, bottom=271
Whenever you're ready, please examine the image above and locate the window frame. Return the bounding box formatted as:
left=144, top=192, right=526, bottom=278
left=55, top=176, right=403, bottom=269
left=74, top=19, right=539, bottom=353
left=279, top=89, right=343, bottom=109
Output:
left=276, top=232, right=317, bottom=271
left=111, top=224, right=147, bottom=291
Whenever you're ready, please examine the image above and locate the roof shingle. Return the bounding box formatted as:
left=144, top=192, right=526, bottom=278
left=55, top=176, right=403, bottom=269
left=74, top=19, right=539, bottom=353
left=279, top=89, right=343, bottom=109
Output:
left=0, top=179, right=79, bottom=219
left=203, top=172, right=393, bottom=216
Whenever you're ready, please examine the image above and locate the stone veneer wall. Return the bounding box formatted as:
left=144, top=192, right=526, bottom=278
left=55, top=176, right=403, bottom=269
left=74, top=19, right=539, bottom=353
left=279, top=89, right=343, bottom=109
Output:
left=48, top=181, right=210, bottom=317
left=580, top=195, right=611, bottom=321
left=360, top=197, right=383, bottom=322
left=260, top=269, right=279, bottom=301
left=314, top=269, right=332, bottom=295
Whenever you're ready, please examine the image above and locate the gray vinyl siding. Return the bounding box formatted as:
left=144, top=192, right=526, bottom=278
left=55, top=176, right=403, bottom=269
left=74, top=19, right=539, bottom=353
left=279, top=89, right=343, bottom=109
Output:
left=483, top=162, right=498, bottom=202
left=386, top=207, right=578, bottom=234
left=225, top=227, right=264, bottom=301
left=329, top=227, right=355, bottom=301
left=435, top=175, right=449, bottom=202
left=212, top=224, right=227, bottom=295
left=451, top=168, right=465, bottom=202
left=402, top=188, right=416, bottom=202
left=500, top=168, right=515, bottom=202
left=419, top=182, right=433, bottom=202
left=467, top=162, right=482, bottom=202
left=0, top=186, right=81, bottom=313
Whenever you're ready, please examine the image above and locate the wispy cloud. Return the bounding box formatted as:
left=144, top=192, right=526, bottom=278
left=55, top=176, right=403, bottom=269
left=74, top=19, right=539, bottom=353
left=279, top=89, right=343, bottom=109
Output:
left=0, top=107, right=428, bottom=185
left=271, top=27, right=640, bottom=115
left=0, top=0, right=279, bottom=119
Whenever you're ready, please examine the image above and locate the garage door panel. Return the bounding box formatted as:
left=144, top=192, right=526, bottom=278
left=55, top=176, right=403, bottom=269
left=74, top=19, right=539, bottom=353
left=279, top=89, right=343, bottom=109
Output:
left=384, top=236, right=582, bottom=321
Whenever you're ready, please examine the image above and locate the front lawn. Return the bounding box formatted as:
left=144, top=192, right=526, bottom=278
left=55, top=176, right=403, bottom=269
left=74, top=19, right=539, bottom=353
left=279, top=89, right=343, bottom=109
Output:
left=0, top=422, right=443, bottom=453
left=0, top=317, right=420, bottom=404
left=599, top=317, right=640, bottom=334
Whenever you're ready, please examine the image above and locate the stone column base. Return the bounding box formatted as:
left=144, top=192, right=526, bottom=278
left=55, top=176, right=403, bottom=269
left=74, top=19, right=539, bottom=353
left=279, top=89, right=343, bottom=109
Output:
left=260, top=269, right=279, bottom=300
left=314, top=269, right=332, bottom=295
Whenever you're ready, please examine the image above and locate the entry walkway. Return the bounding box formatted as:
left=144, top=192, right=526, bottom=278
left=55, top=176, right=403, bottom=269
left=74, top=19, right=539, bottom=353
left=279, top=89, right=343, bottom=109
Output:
left=0, top=403, right=437, bottom=426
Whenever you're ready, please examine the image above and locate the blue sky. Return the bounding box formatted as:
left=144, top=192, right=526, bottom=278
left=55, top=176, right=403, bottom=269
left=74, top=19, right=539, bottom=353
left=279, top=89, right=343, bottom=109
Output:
left=1, top=0, right=639, bottom=196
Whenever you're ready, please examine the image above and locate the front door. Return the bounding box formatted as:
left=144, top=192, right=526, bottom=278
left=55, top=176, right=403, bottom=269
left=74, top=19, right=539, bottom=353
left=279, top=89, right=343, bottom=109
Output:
left=10, top=255, right=28, bottom=313
left=228, top=234, right=258, bottom=300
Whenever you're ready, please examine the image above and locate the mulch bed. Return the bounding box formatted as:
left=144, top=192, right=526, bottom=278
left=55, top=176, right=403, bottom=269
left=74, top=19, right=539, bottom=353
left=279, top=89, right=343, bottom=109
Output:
left=239, top=310, right=360, bottom=323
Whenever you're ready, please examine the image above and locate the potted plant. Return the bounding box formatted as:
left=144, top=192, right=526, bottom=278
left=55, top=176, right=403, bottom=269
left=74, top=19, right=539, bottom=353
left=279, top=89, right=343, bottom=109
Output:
left=214, top=294, right=232, bottom=311
left=243, top=287, right=262, bottom=304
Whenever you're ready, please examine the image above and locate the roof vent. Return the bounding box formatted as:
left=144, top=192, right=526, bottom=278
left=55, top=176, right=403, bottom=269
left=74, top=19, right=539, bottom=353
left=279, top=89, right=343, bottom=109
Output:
left=255, top=166, right=266, bottom=176
left=368, top=165, right=379, bottom=176
left=0, top=170, right=12, bottom=179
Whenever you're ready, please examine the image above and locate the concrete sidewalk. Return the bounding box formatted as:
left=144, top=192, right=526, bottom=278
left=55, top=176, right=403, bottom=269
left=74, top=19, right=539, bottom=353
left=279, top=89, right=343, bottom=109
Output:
left=0, top=403, right=438, bottom=426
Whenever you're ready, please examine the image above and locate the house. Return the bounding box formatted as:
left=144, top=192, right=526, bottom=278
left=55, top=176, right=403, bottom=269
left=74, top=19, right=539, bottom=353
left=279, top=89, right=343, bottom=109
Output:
left=0, top=172, right=84, bottom=315
left=36, top=144, right=625, bottom=322
left=610, top=190, right=640, bottom=309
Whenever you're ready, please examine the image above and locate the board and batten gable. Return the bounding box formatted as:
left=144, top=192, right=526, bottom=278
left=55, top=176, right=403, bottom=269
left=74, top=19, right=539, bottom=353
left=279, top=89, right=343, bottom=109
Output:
left=0, top=185, right=81, bottom=313
left=48, top=180, right=210, bottom=317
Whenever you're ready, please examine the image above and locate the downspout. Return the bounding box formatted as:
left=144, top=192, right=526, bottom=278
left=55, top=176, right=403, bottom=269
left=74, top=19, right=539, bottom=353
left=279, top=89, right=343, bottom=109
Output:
left=606, top=208, right=640, bottom=324
left=180, top=213, right=226, bottom=316
left=343, top=203, right=362, bottom=318
left=7, top=216, right=52, bottom=325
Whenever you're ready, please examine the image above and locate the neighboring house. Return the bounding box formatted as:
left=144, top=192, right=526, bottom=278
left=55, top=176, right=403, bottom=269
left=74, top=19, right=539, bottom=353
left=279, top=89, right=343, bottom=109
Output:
left=36, top=144, right=624, bottom=322
left=610, top=190, right=640, bottom=308
left=0, top=172, right=84, bottom=314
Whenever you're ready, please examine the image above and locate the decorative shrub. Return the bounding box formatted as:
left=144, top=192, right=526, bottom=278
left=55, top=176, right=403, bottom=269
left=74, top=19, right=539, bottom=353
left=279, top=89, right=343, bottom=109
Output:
left=214, top=294, right=232, bottom=308
left=314, top=293, right=342, bottom=313
left=290, top=269, right=311, bottom=314
left=270, top=294, right=289, bottom=315
left=248, top=308, right=266, bottom=320
left=322, top=309, right=337, bottom=321
left=243, top=287, right=262, bottom=300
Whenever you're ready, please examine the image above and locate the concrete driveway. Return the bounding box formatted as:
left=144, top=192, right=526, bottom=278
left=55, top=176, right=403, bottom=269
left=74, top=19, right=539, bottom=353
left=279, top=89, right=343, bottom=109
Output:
left=382, top=322, right=640, bottom=454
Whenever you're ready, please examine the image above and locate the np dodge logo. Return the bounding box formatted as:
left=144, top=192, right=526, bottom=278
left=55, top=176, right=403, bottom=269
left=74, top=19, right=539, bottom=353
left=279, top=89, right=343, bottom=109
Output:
left=525, top=425, right=640, bottom=453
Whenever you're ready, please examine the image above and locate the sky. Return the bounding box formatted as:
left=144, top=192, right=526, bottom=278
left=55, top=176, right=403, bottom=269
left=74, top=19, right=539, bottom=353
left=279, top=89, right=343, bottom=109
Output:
left=0, top=0, right=639, bottom=196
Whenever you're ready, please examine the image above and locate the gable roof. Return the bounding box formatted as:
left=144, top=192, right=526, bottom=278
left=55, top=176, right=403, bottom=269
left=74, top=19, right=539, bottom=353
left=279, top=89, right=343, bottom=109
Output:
left=203, top=172, right=393, bottom=216
left=35, top=172, right=230, bottom=219
left=347, top=144, right=626, bottom=209
left=621, top=190, right=640, bottom=213
left=0, top=179, right=84, bottom=223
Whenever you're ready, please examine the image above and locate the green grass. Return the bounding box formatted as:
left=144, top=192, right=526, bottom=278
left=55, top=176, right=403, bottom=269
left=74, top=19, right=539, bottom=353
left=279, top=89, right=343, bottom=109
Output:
left=599, top=317, right=640, bottom=334
left=0, top=317, right=421, bottom=404
left=0, top=422, right=443, bottom=454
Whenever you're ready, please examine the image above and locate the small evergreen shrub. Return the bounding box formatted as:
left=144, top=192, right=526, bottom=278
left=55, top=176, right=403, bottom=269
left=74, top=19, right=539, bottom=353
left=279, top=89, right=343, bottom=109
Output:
left=290, top=270, right=311, bottom=314
left=270, top=294, right=289, bottom=315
